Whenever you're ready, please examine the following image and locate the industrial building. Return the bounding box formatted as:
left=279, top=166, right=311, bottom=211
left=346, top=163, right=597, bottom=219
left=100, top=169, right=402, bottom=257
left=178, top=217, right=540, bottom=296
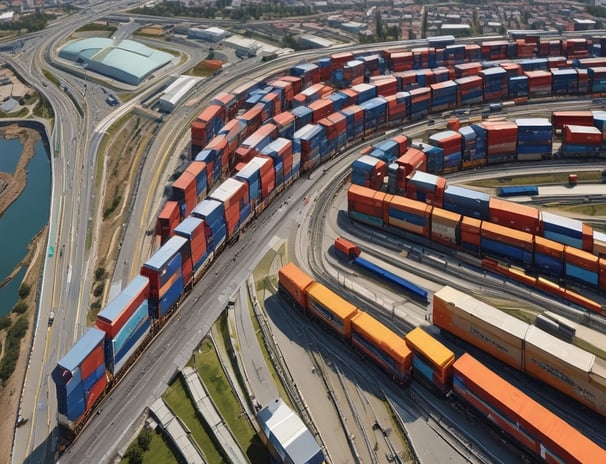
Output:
left=158, top=76, right=201, bottom=113
left=257, top=398, right=324, bottom=464
left=58, top=38, right=174, bottom=85
left=298, top=34, right=334, bottom=49
left=187, top=26, right=229, bottom=42
left=223, top=35, right=261, bottom=58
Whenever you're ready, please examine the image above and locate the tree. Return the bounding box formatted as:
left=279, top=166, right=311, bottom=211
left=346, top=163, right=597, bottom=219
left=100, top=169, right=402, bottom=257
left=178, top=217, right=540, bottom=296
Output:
left=12, top=301, right=28, bottom=314
left=94, top=267, right=107, bottom=281
left=18, top=283, right=31, bottom=299
left=125, top=447, right=143, bottom=464
left=137, top=429, right=153, bottom=452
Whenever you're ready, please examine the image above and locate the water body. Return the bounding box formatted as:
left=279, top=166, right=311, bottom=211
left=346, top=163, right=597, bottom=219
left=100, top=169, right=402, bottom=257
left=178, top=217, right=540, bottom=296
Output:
left=0, top=136, right=51, bottom=318
left=0, top=138, right=23, bottom=175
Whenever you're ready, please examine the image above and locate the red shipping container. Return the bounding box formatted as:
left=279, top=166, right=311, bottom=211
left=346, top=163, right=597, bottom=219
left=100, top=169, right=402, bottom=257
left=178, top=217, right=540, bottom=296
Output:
left=348, top=185, right=387, bottom=217
left=156, top=201, right=181, bottom=243
left=535, top=236, right=564, bottom=259
left=272, top=111, right=295, bottom=133
left=177, top=218, right=207, bottom=271
left=583, top=224, right=593, bottom=252
left=500, top=62, right=522, bottom=77
left=211, top=92, right=237, bottom=120
left=330, top=52, right=354, bottom=71
left=191, top=104, right=224, bottom=141
left=172, top=171, right=197, bottom=218
left=279, top=75, right=302, bottom=95
left=551, top=111, right=594, bottom=130
left=86, top=376, right=108, bottom=411
left=96, top=280, right=150, bottom=339
left=81, top=343, right=104, bottom=380
left=309, top=99, right=334, bottom=123
left=565, top=246, right=599, bottom=271
left=238, top=104, right=265, bottom=138
left=488, top=198, right=540, bottom=234
left=397, top=148, right=426, bottom=176
left=563, top=125, right=602, bottom=144
left=334, top=236, right=361, bottom=259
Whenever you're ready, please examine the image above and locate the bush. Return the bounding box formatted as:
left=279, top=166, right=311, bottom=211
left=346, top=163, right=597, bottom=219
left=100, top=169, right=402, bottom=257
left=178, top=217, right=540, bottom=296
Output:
left=0, top=316, right=11, bottom=331
left=0, top=316, right=28, bottom=382
left=9, top=316, right=28, bottom=339
left=124, top=446, right=143, bottom=464
left=93, top=283, right=105, bottom=298
left=12, top=301, right=28, bottom=314
left=137, top=428, right=152, bottom=452
left=94, top=267, right=107, bottom=281
left=18, top=283, right=31, bottom=299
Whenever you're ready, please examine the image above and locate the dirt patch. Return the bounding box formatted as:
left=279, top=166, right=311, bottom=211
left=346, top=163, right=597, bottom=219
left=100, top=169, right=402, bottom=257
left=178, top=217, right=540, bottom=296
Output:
left=0, top=125, right=40, bottom=216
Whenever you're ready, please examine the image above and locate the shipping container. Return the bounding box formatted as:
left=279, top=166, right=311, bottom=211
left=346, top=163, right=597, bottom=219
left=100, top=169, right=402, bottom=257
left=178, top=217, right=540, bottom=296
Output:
left=534, top=236, right=565, bottom=276
left=524, top=326, right=606, bottom=416
left=334, top=237, right=361, bottom=260
left=551, top=111, right=594, bottom=130
left=443, top=185, right=490, bottom=220
left=453, top=353, right=606, bottom=463
left=156, top=201, right=181, bottom=244
left=481, top=221, right=534, bottom=265
left=433, top=286, right=528, bottom=369
left=431, top=207, right=461, bottom=246
left=541, top=211, right=592, bottom=250
left=210, top=178, right=250, bottom=237
left=173, top=216, right=210, bottom=274
left=351, top=311, right=412, bottom=382
left=192, top=198, right=226, bottom=252
left=386, top=195, right=432, bottom=237
left=564, top=246, right=599, bottom=286
left=488, top=198, right=540, bottom=234
left=305, top=282, right=359, bottom=338
left=404, top=327, right=454, bottom=391
left=278, top=262, right=315, bottom=309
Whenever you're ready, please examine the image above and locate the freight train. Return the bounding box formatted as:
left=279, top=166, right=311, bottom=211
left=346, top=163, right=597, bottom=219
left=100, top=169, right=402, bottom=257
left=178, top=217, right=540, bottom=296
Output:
left=54, top=33, right=606, bottom=448
left=277, top=262, right=606, bottom=463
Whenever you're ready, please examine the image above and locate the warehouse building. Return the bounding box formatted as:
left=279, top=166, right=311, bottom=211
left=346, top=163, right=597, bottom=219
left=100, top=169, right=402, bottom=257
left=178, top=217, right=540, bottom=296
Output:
left=223, top=35, right=261, bottom=58
left=187, top=26, right=229, bottom=42
left=257, top=398, right=324, bottom=464
left=158, top=75, right=201, bottom=113
left=58, top=38, right=174, bottom=86
left=298, top=34, right=334, bottom=49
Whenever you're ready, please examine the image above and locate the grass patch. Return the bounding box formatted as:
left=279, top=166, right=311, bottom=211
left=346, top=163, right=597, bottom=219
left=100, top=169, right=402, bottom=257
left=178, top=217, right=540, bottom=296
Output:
left=543, top=203, right=606, bottom=217
left=186, top=60, right=224, bottom=77
left=469, top=171, right=603, bottom=189
left=121, top=428, right=180, bottom=464
left=42, top=69, right=60, bottom=88
left=573, top=337, right=606, bottom=360
left=75, top=22, right=117, bottom=33
left=193, top=337, right=268, bottom=462
left=163, top=377, right=223, bottom=464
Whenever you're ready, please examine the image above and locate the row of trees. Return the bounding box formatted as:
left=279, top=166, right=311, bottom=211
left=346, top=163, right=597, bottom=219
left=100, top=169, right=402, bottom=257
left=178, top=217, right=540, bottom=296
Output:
left=0, top=283, right=31, bottom=384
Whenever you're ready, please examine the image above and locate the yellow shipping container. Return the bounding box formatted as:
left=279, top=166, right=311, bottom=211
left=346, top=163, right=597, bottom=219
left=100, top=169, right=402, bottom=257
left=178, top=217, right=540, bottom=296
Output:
left=405, top=327, right=454, bottom=369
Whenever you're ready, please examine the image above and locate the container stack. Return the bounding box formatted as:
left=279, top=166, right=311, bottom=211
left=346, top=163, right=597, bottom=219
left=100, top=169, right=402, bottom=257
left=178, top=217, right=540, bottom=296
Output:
left=156, top=201, right=181, bottom=245
left=271, top=111, right=296, bottom=140
left=454, top=62, right=482, bottom=78
left=578, top=69, right=589, bottom=94
left=430, top=81, right=458, bottom=112
left=592, top=111, right=606, bottom=153
left=141, top=236, right=188, bottom=318
left=53, top=328, right=108, bottom=430
left=414, top=69, right=435, bottom=87
left=268, top=80, right=294, bottom=111
left=564, top=38, right=590, bottom=59
left=327, top=92, right=349, bottom=112
left=308, top=98, right=334, bottom=123
left=465, top=44, right=482, bottom=61
left=524, top=70, right=552, bottom=97
left=351, top=83, right=378, bottom=104
left=516, top=41, right=537, bottom=58
left=561, top=125, right=602, bottom=157
left=289, top=63, right=320, bottom=88
left=428, top=130, right=463, bottom=173
left=261, top=137, right=294, bottom=186
left=192, top=199, right=227, bottom=253
left=459, top=125, right=485, bottom=168
left=477, top=121, right=518, bottom=164
left=334, top=59, right=364, bottom=88
left=386, top=51, right=413, bottom=72
left=292, top=83, right=332, bottom=107
left=173, top=217, right=210, bottom=275
left=291, top=106, right=313, bottom=130
left=456, top=76, right=483, bottom=105
left=234, top=123, right=277, bottom=168
left=218, top=119, right=246, bottom=156
left=480, top=67, right=508, bottom=101
left=395, top=70, right=418, bottom=91
left=588, top=67, right=606, bottom=93
left=500, top=62, right=522, bottom=79
left=360, top=54, right=384, bottom=77
left=409, top=87, right=431, bottom=121
left=541, top=211, right=593, bottom=250
left=315, top=57, right=331, bottom=81
left=319, top=112, right=347, bottom=151
left=351, top=155, right=387, bottom=190
left=372, top=138, right=407, bottom=164
left=406, top=171, right=446, bottom=207
left=508, top=75, right=529, bottom=98
left=412, top=47, right=436, bottom=69
left=236, top=156, right=276, bottom=210
left=488, top=198, right=540, bottom=234
left=293, top=124, right=325, bottom=170
left=210, top=178, right=250, bottom=237
left=551, top=111, right=594, bottom=131
left=195, top=135, right=227, bottom=185
left=260, top=91, right=281, bottom=118
left=551, top=69, right=579, bottom=96
left=238, top=104, right=265, bottom=138
left=340, top=105, right=364, bottom=139
left=415, top=142, right=444, bottom=175
left=443, top=185, right=490, bottom=220
left=369, top=75, right=399, bottom=98
left=515, top=118, right=553, bottom=161
left=432, top=66, right=452, bottom=83
left=96, top=276, right=151, bottom=375
left=347, top=184, right=388, bottom=227
left=245, top=86, right=272, bottom=109
left=519, top=58, right=548, bottom=72
left=191, top=104, right=224, bottom=153
left=387, top=195, right=432, bottom=236
left=397, top=147, right=426, bottom=177
left=443, top=44, right=466, bottom=65
left=481, top=40, right=509, bottom=60
left=171, top=162, right=208, bottom=219
left=360, top=97, right=387, bottom=134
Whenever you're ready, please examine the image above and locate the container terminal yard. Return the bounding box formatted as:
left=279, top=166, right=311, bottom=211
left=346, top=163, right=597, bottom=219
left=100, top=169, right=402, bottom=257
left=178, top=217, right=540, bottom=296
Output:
left=3, top=3, right=606, bottom=464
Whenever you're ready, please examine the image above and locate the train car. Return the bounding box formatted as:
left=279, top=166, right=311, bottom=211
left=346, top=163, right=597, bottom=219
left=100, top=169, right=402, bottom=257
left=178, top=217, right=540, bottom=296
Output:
left=278, top=262, right=316, bottom=309
left=385, top=194, right=432, bottom=237
left=523, top=326, right=606, bottom=417
left=350, top=311, right=412, bottom=383
left=52, top=328, right=108, bottom=431
left=156, top=201, right=180, bottom=244
left=430, top=207, right=461, bottom=247
left=433, top=286, right=528, bottom=369
left=353, top=255, right=428, bottom=300
left=173, top=216, right=211, bottom=277
left=488, top=198, right=540, bottom=234
left=453, top=353, right=606, bottom=464
left=305, top=282, right=359, bottom=338
left=333, top=236, right=361, bottom=260
left=96, top=276, right=150, bottom=376
left=495, top=185, right=539, bottom=197
left=404, top=327, right=455, bottom=392
left=347, top=184, right=387, bottom=227
left=480, top=221, right=534, bottom=266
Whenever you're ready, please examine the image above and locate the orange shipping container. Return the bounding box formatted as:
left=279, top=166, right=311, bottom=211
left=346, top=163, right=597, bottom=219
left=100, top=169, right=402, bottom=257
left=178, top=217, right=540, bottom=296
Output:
left=278, top=263, right=315, bottom=309
left=433, top=286, right=528, bottom=369
left=460, top=216, right=482, bottom=248
left=404, top=327, right=454, bottom=390
left=481, top=221, right=534, bottom=252
left=454, top=353, right=606, bottom=463
left=306, top=282, right=358, bottom=338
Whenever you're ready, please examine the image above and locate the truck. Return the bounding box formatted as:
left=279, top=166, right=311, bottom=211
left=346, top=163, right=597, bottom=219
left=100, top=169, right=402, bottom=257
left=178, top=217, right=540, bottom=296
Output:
left=488, top=102, right=503, bottom=112
left=48, top=310, right=55, bottom=326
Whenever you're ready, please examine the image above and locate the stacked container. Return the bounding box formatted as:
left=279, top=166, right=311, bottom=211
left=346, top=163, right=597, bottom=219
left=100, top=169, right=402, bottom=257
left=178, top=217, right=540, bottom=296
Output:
left=564, top=38, right=590, bottom=59
left=234, top=123, right=278, bottom=168
left=195, top=135, right=228, bottom=186
left=590, top=67, right=606, bottom=93
left=387, top=51, right=413, bottom=72
left=443, top=185, right=489, bottom=220
left=291, top=106, right=313, bottom=130
left=238, top=104, right=265, bottom=138
left=372, top=138, right=405, bottom=164
left=218, top=119, right=247, bottom=158
left=96, top=276, right=150, bottom=375
left=459, top=125, right=485, bottom=168
left=385, top=92, right=409, bottom=124
left=405, top=171, right=446, bottom=207
left=210, top=178, right=250, bottom=236
left=508, top=75, right=529, bottom=98
left=409, top=87, right=431, bottom=121
left=500, top=62, right=522, bottom=79
left=173, top=216, right=210, bottom=275
left=481, top=40, right=509, bottom=60
left=211, top=92, right=238, bottom=120
left=412, top=47, right=436, bottom=68
left=454, top=62, right=482, bottom=78
left=236, top=156, right=276, bottom=210
left=515, top=118, right=553, bottom=161
left=565, top=246, right=599, bottom=286
left=455, top=76, right=483, bottom=105
left=351, top=155, right=387, bottom=190
left=360, top=54, right=384, bottom=76
left=541, top=211, right=593, bottom=251
left=488, top=198, right=540, bottom=234
left=261, top=137, right=294, bottom=185
left=191, top=104, right=225, bottom=153
left=293, top=124, right=326, bottom=170
left=524, top=70, right=552, bottom=97
left=52, top=328, right=107, bottom=429
left=551, top=111, right=594, bottom=130
left=396, top=147, right=426, bottom=177
left=415, top=142, right=444, bottom=174
left=333, top=60, right=365, bottom=88
left=562, top=125, right=602, bottom=157
left=340, top=105, right=365, bottom=139
left=192, top=199, right=226, bottom=252
left=156, top=201, right=180, bottom=244
left=534, top=236, right=565, bottom=276
left=465, top=44, right=481, bottom=61
left=478, top=121, right=518, bottom=164
left=141, top=235, right=188, bottom=318
left=289, top=63, right=320, bottom=87
left=430, top=80, right=458, bottom=112
left=481, top=221, right=534, bottom=265
left=551, top=69, right=579, bottom=96
left=351, top=83, right=377, bottom=104
left=360, top=97, right=387, bottom=134
left=480, top=66, right=507, bottom=101
left=271, top=111, right=296, bottom=140
left=593, top=110, right=606, bottom=154
left=347, top=184, right=387, bottom=227
left=430, top=207, right=461, bottom=247
left=308, top=98, right=334, bottom=124
left=171, top=162, right=208, bottom=218
left=326, top=112, right=348, bottom=148
left=428, top=130, right=463, bottom=173
left=386, top=195, right=432, bottom=236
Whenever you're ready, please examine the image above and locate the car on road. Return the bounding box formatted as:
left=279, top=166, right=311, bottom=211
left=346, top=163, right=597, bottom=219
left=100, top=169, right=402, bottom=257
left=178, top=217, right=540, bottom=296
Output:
left=48, top=311, right=55, bottom=327
left=16, top=415, right=28, bottom=428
